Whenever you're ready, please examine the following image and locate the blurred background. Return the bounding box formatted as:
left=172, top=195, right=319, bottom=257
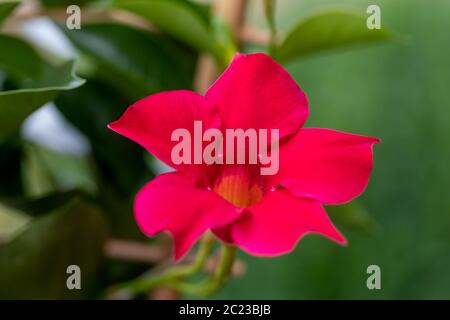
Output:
left=0, top=0, right=449, bottom=299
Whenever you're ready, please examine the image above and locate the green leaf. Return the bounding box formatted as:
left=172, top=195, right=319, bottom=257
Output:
left=21, top=143, right=59, bottom=197
left=274, top=10, right=391, bottom=63
left=113, top=0, right=227, bottom=63
left=59, top=22, right=196, bottom=99
left=327, top=200, right=379, bottom=235
left=0, top=202, right=30, bottom=240
left=55, top=78, right=152, bottom=193
left=21, top=143, right=97, bottom=197
left=0, top=34, right=85, bottom=144
left=54, top=79, right=150, bottom=239
left=40, top=0, right=97, bottom=7
left=0, top=198, right=108, bottom=299
left=56, top=22, right=197, bottom=193
left=0, top=138, right=23, bottom=196
left=0, top=0, right=20, bottom=26
left=0, top=189, right=84, bottom=217
left=56, top=23, right=198, bottom=237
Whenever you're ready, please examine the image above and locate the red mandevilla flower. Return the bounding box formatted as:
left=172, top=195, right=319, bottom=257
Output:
left=109, top=53, right=379, bottom=261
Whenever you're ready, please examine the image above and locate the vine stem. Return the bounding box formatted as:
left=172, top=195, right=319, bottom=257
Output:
left=110, top=240, right=237, bottom=298
left=175, top=244, right=236, bottom=297
left=111, top=233, right=215, bottom=296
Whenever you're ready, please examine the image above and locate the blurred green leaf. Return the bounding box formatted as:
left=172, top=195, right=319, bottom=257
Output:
left=0, top=203, right=30, bottom=240
left=22, top=143, right=97, bottom=197
left=56, top=22, right=197, bottom=197
left=0, top=198, right=108, bottom=299
left=0, top=189, right=84, bottom=217
left=327, top=200, right=379, bottom=235
left=54, top=79, right=150, bottom=238
left=0, top=138, right=23, bottom=196
left=40, top=0, right=97, bottom=7
left=274, top=10, right=391, bottom=63
left=0, top=34, right=43, bottom=83
left=0, top=34, right=85, bottom=144
left=0, top=0, right=19, bottom=26
left=55, top=79, right=151, bottom=194
left=59, top=22, right=196, bottom=99
left=56, top=22, right=198, bottom=238
left=113, top=0, right=228, bottom=64
left=21, top=142, right=57, bottom=197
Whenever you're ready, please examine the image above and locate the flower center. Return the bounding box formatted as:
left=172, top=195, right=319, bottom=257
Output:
left=213, top=167, right=264, bottom=208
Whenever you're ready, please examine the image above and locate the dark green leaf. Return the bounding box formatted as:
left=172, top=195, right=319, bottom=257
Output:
left=274, top=11, right=391, bottom=63
left=21, top=143, right=59, bottom=196
left=0, top=190, right=85, bottom=217
left=40, top=0, right=96, bottom=7
left=56, top=22, right=199, bottom=237
left=55, top=23, right=196, bottom=194
left=21, top=143, right=97, bottom=197
left=59, top=22, right=196, bottom=99
left=0, top=34, right=85, bottom=144
left=0, top=198, right=108, bottom=299
left=55, top=79, right=151, bottom=194
left=0, top=138, right=23, bottom=196
left=55, top=79, right=150, bottom=238
left=113, top=0, right=227, bottom=63
left=0, top=0, right=20, bottom=26
left=0, top=203, right=29, bottom=240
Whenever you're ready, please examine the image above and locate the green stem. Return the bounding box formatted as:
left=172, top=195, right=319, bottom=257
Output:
left=176, top=244, right=236, bottom=297
left=112, top=233, right=215, bottom=295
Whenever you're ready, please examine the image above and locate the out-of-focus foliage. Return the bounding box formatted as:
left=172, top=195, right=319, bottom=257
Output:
left=113, top=0, right=236, bottom=65
left=0, top=199, right=108, bottom=299
left=327, top=201, right=379, bottom=236
left=59, top=23, right=196, bottom=99
left=0, top=34, right=84, bottom=143
left=53, top=21, right=197, bottom=238
left=0, top=139, right=23, bottom=196
left=274, top=10, right=391, bottom=63
left=215, top=0, right=450, bottom=299
left=0, top=0, right=199, bottom=297
left=21, top=143, right=96, bottom=196
left=0, top=189, right=84, bottom=217
left=0, top=1, right=19, bottom=25
left=40, top=0, right=96, bottom=7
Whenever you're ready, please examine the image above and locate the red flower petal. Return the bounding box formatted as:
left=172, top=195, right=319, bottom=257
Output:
left=230, top=189, right=346, bottom=256
left=108, top=90, right=221, bottom=179
left=206, top=53, right=309, bottom=138
left=134, top=172, right=241, bottom=261
left=271, top=128, right=380, bottom=204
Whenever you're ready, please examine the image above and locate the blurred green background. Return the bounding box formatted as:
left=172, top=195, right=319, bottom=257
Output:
left=1, top=0, right=449, bottom=299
